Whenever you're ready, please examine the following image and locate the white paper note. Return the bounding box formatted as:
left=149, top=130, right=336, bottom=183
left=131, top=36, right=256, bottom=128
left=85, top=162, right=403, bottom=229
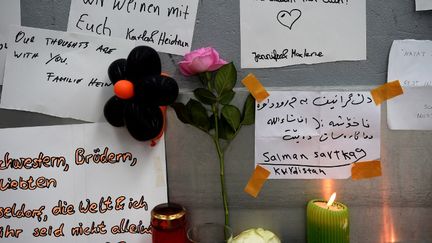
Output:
left=0, top=26, right=135, bottom=122
left=0, top=123, right=167, bottom=243
left=255, top=91, right=380, bottom=179
left=240, top=0, right=366, bottom=68
left=416, top=0, right=432, bottom=11
left=387, top=40, right=432, bottom=130
left=0, top=0, right=20, bottom=84
left=67, top=0, right=199, bottom=56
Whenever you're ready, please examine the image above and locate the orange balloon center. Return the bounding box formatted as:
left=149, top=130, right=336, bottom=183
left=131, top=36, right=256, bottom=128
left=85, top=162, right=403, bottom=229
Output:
left=114, top=80, right=134, bottom=99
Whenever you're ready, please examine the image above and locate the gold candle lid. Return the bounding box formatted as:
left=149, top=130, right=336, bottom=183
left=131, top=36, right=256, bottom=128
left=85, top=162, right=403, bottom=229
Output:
left=151, top=203, right=186, bottom=221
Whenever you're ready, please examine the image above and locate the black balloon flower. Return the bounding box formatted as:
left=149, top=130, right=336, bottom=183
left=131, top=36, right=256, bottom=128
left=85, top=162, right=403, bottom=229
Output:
left=104, top=46, right=179, bottom=142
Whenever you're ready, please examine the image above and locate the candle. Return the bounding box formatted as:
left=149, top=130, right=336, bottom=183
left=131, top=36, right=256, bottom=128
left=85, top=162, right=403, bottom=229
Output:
left=307, top=193, right=349, bottom=243
left=151, top=203, right=188, bottom=243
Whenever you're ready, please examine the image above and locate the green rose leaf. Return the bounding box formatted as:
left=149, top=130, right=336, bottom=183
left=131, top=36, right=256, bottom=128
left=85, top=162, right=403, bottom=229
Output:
left=194, top=88, right=217, bottom=105
left=218, top=117, right=235, bottom=140
left=187, top=99, right=210, bottom=131
left=241, top=94, right=255, bottom=125
left=214, top=62, right=237, bottom=96
left=171, top=102, right=192, bottom=124
left=221, top=105, right=241, bottom=131
left=219, top=90, right=235, bottom=105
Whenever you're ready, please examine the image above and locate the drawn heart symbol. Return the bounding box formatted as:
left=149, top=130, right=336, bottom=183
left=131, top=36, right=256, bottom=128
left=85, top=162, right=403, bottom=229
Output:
left=277, top=9, right=302, bottom=30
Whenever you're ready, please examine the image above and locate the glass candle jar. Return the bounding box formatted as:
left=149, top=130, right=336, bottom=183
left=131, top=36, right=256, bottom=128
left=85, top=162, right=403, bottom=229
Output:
left=187, top=222, right=233, bottom=243
left=151, top=203, right=188, bottom=243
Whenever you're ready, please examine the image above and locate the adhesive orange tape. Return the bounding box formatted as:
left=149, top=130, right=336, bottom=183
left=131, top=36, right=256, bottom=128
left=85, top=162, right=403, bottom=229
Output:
left=241, top=73, right=269, bottom=102
left=351, top=160, right=382, bottom=180
left=244, top=165, right=271, bottom=198
left=370, top=80, right=403, bottom=105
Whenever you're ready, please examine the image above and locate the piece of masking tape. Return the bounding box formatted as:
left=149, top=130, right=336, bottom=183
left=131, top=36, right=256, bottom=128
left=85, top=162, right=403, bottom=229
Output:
left=351, top=160, right=382, bottom=180
left=370, top=80, right=403, bottom=105
left=241, top=74, right=269, bottom=103
left=244, top=165, right=271, bottom=198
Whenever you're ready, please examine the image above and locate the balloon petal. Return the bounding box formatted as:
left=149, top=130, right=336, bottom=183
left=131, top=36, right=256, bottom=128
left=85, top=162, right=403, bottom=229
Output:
left=103, top=96, right=126, bottom=127
left=134, top=75, right=179, bottom=106
left=108, top=59, right=127, bottom=84
left=150, top=106, right=167, bottom=146
left=124, top=103, right=163, bottom=141
left=156, top=76, right=179, bottom=105
left=126, top=46, right=161, bottom=82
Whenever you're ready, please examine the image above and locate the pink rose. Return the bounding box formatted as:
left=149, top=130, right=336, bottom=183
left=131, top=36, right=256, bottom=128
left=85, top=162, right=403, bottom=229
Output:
left=179, top=47, right=227, bottom=76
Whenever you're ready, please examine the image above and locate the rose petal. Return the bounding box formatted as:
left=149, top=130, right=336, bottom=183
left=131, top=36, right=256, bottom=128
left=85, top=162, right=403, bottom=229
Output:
left=179, top=61, right=194, bottom=76
left=209, top=48, right=221, bottom=61
left=189, top=55, right=214, bottom=73
left=183, top=47, right=208, bottom=61
left=182, top=52, right=198, bottom=62
left=207, top=58, right=228, bottom=71
left=179, top=47, right=227, bottom=75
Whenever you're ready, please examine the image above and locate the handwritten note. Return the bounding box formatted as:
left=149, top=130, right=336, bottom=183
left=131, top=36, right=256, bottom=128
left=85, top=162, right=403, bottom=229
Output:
left=387, top=40, right=432, bottom=130
left=0, top=0, right=20, bottom=84
left=67, top=0, right=199, bottom=56
left=416, top=0, right=432, bottom=11
left=0, top=26, right=134, bottom=122
left=255, top=91, right=380, bottom=179
left=0, top=123, right=167, bottom=243
left=240, top=0, right=366, bottom=68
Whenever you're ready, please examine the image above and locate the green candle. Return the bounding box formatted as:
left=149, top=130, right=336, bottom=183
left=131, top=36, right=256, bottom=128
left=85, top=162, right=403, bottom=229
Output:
left=307, top=193, right=349, bottom=243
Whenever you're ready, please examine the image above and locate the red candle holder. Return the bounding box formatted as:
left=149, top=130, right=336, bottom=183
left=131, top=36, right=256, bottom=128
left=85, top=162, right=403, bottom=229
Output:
left=151, top=203, right=188, bottom=243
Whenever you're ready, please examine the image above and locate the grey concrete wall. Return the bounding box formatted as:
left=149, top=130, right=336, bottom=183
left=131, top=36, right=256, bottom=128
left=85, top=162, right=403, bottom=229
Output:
left=0, top=0, right=431, bottom=242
